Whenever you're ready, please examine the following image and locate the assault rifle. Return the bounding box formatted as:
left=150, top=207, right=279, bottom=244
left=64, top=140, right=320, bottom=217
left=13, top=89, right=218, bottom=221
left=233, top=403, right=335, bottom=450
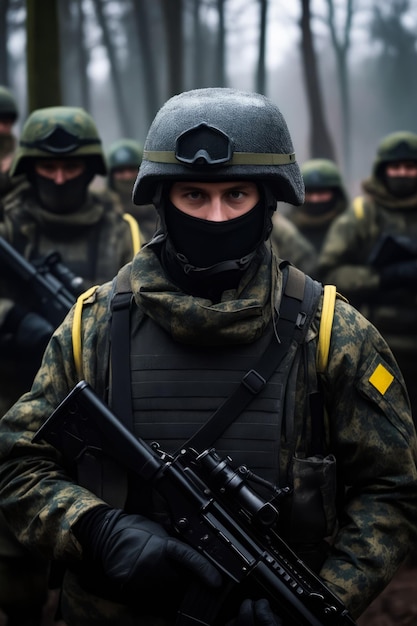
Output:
left=368, top=233, right=417, bottom=268
left=0, top=236, right=85, bottom=327
left=33, top=380, right=356, bottom=626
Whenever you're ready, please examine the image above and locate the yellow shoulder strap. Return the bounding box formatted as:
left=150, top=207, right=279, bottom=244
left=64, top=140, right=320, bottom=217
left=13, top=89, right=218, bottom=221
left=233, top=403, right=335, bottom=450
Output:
left=316, top=284, right=337, bottom=374
left=123, top=213, right=141, bottom=255
left=72, top=285, right=99, bottom=381
left=353, top=195, right=364, bottom=219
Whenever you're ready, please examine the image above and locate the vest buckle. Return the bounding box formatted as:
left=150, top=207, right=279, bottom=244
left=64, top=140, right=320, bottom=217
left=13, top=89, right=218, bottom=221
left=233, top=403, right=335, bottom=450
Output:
left=242, top=369, right=266, bottom=394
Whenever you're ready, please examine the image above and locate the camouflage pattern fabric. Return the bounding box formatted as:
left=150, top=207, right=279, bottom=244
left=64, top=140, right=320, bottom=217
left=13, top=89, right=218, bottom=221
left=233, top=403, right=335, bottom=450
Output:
left=0, top=244, right=415, bottom=624
left=271, top=212, right=318, bottom=276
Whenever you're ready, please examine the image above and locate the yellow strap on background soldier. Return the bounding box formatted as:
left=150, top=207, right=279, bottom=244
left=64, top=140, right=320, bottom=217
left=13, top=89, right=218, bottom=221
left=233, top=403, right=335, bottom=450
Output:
left=123, top=213, right=141, bottom=255
left=353, top=196, right=364, bottom=219
left=72, top=285, right=99, bottom=381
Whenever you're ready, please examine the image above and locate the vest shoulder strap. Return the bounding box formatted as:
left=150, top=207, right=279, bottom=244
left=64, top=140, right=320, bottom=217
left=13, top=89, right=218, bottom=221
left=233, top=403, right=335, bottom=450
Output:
left=70, top=265, right=337, bottom=391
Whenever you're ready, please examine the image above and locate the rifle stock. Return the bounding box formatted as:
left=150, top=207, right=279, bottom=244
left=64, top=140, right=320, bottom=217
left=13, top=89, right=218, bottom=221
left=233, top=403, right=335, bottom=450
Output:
left=33, top=381, right=356, bottom=626
left=0, top=236, right=79, bottom=327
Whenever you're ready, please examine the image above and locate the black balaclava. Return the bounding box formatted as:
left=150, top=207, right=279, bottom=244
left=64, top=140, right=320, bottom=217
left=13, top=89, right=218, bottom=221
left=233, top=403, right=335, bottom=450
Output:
left=0, top=132, right=15, bottom=160
left=383, top=175, right=417, bottom=198
left=154, top=183, right=275, bottom=301
left=303, top=189, right=341, bottom=216
left=29, top=165, right=95, bottom=214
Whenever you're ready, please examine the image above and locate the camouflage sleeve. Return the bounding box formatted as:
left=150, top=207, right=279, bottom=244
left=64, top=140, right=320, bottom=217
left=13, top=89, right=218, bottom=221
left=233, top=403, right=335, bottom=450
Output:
left=317, top=207, right=380, bottom=294
left=319, top=299, right=417, bottom=618
left=0, top=280, right=113, bottom=563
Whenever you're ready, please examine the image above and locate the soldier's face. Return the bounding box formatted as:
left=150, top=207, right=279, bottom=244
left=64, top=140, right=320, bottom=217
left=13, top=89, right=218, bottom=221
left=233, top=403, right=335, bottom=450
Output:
left=169, top=181, right=260, bottom=222
left=304, top=189, right=334, bottom=203
left=385, top=161, right=417, bottom=179
left=112, top=166, right=138, bottom=181
left=0, top=117, right=14, bottom=134
left=34, top=159, right=86, bottom=185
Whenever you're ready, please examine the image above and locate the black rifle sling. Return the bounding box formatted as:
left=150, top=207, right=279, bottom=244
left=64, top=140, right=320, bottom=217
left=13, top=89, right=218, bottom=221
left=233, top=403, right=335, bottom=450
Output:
left=109, top=263, right=322, bottom=453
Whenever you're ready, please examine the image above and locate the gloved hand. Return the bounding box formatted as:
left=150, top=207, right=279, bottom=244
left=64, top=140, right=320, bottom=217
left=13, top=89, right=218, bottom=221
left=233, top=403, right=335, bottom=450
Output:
left=380, top=259, right=417, bottom=290
left=15, top=311, right=54, bottom=353
left=233, top=599, right=282, bottom=626
left=1, top=304, right=54, bottom=352
left=74, top=506, right=222, bottom=596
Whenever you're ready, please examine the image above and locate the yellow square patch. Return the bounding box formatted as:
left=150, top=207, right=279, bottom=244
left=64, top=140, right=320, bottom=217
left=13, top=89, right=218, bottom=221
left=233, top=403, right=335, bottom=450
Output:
left=369, top=363, right=394, bottom=395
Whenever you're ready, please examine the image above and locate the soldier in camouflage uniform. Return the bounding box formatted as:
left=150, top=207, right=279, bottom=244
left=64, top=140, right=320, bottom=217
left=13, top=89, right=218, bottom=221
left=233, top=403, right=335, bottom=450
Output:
left=318, top=131, right=417, bottom=626
left=317, top=131, right=417, bottom=423
left=0, top=86, right=20, bottom=202
left=0, top=106, right=137, bottom=626
left=287, top=158, right=349, bottom=256
left=0, top=89, right=416, bottom=626
left=270, top=211, right=318, bottom=276
left=106, top=138, right=158, bottom=243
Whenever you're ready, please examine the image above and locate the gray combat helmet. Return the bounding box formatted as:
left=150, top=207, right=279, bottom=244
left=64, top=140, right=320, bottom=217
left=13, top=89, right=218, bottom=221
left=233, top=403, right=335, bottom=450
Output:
left=10, top=106, right=107, bottom=177
left=373, top=131, right=417, bottom=179
left=133, top=88, right=304, bottom=206
left=0, top=86, right=18, bottom=122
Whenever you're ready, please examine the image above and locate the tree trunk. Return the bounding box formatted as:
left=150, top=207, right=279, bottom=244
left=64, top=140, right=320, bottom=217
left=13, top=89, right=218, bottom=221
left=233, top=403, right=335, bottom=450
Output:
left=162, top=0, right=184, bottom=98
left=26, top=0, right=62, bottom=112
left=0, top=0, right=9, bottom=85
left=216, top=0, right=226, bottom=86
left=299, top=0, right=335, bottom=160
left=326, top=0, right=353, bottom=181
left=256, top=0, right=268, bottom=95
left=132, top=0, right=160, bottom=123
left=91, top=0, right=134, bottom=137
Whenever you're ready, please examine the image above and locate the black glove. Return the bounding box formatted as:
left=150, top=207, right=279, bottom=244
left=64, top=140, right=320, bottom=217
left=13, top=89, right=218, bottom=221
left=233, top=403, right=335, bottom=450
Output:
left=2, top=305, right=54, bottom=353
left=74, top=506, right=222, bottom=597
left=379, top=259, right=417, bottom=290
left=15, top=311, right=54, bottom=353
left=234, top=599, right=282, bottom=626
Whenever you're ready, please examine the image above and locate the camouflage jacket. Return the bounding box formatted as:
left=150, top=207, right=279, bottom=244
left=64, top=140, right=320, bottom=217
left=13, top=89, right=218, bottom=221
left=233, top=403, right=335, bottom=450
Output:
left=317, top=177, right=417, bottom=348
left=0, top=245, right=416, bottom=621
left=271, top=212, right=318, bottom=277
left=287, top=195, right=348, bottom=256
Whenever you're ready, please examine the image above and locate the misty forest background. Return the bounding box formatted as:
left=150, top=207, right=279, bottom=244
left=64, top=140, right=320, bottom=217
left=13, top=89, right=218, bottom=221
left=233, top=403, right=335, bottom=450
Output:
left=2, top=0, right=417, bottom=198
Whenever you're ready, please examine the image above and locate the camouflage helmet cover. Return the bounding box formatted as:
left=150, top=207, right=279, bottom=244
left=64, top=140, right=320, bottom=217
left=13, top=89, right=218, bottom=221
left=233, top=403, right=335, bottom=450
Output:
left=107, top=138, right=143, bottom=171
left=373, top=130, right=417, bottom=178
left=10, top=106, right=107, bottom=176
left=0, top=86, right=18, bottom=122
left=133, top=88, right=304, bottom=206
left=301, top=158, right=347, bottom=201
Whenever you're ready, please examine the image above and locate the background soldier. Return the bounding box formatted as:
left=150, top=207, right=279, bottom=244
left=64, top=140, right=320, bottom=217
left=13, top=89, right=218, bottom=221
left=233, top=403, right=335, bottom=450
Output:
left=0, top=89, right=415, bottom=626
left=0, top=85, right=20, bottom=201
left=287, top=158, right=349, bottom=255
left=106, top=138, right=158, bottom=243
left=0, top=105, right=138, bottom=626
left=270, top=211, right=318, bottom=276
left=317, top=131, right=417, bottom=423
left=318, top=130, right=417, bottom=626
